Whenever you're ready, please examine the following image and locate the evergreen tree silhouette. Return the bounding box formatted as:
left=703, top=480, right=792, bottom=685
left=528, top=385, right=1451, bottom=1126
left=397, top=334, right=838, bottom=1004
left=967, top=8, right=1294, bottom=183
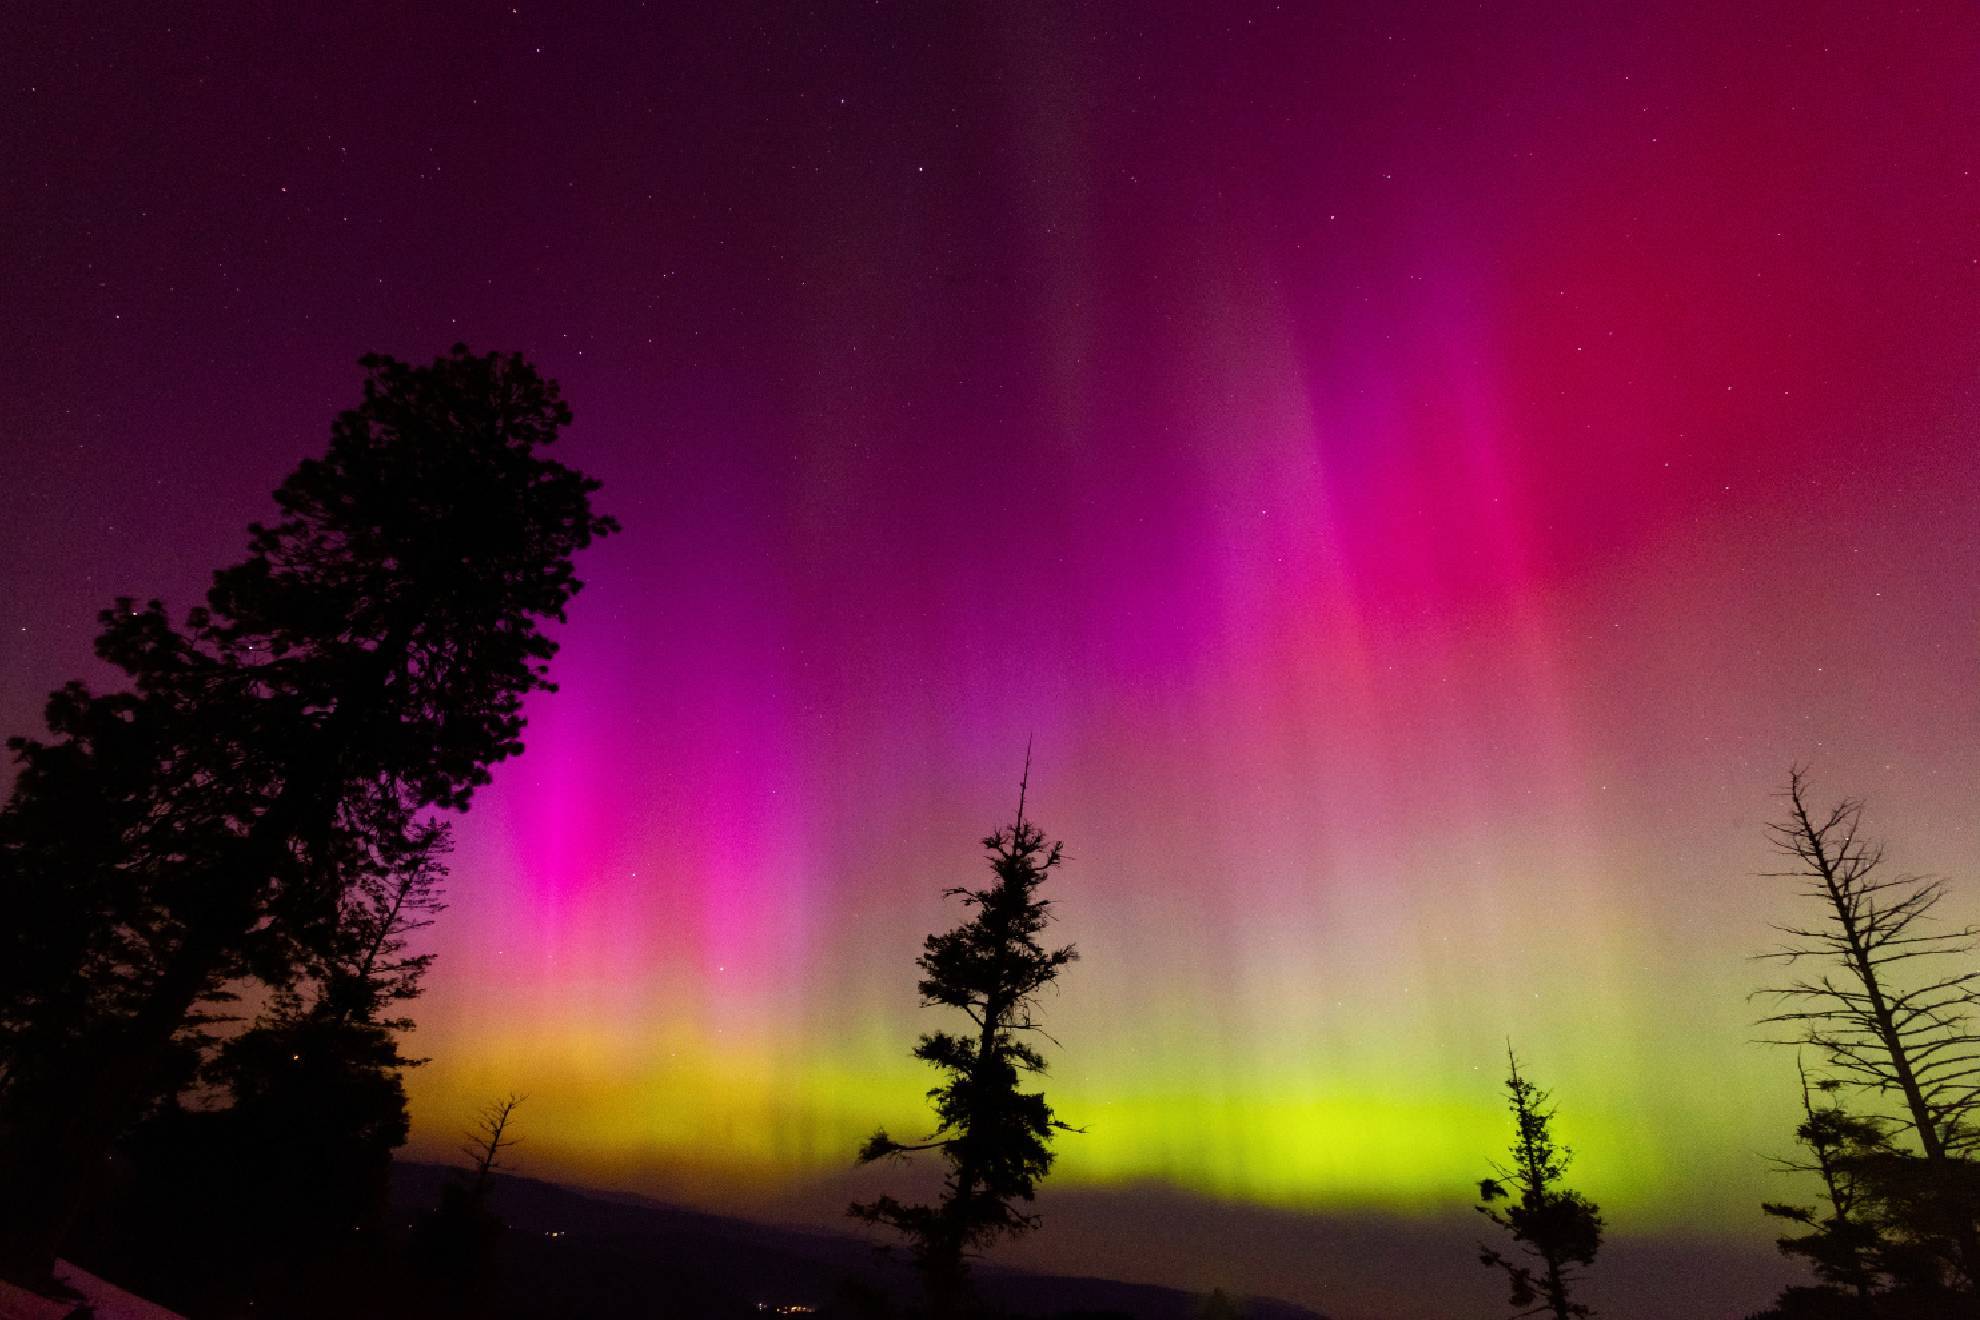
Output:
left=1476, top=1047, right=1603, bottom=1319
left=221, top=823, right=448, bottom=1257
left=850, top=759, right=1079, bottom=1318
left=1761, top=1061, right=1898, bottom=1309
left=71, top=819, right=450, bottom=1314
left=1752, top=1062, right=1979, bottom=1319
left=312, top=815, right=450, bottom=1036
left=1753, top=768, right=1980, bottom=1301
left=0, top=346, right=615, bottom=1284
left=162, top=1003, right=413, bottom=1305
left=1754, top=1156, right=1970, bottom=1318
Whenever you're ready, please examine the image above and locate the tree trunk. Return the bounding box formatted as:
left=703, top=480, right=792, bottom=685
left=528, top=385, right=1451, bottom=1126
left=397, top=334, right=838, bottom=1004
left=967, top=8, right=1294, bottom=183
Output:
left=1544, top=1258, right=1571, bottom=1320
left=924, top=987, right=1009, bottom=1320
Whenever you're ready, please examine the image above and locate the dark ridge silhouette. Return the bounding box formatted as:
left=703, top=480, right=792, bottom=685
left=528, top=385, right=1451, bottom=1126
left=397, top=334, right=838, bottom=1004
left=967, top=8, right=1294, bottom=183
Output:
left=389, top=1162, right=1331, bottom=1320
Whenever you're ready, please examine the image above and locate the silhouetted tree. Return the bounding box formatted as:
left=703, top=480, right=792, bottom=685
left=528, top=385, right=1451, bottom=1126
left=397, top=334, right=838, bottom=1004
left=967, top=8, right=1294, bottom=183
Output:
left=164, top=1003, right=413, bottom=1277
left=463, top=1091, right=527, bottom=1198
left=1476, top=1047, right=1603, bottom=1319
left=0, top=678, right=218, bottom=1109
left=1753, top=769, right=1980, bottom=1298
left=0, top=346, right=615, bottom=1284
left=1752, top=1063, right=1980, bottom=1320
left=312, top=816, right=450, bottom=1035
left=1764, top=1062, right=1895, bottom=1310
left=850, top=766, right=1079, bottom=1318
left=415, top=1093, right=526, bottom=1303
left=216, top=823, right=448, bottom=1238
left=65, top=818, right=449, bottom=1315
left=1195, top=1288, right=1249, bottom=1319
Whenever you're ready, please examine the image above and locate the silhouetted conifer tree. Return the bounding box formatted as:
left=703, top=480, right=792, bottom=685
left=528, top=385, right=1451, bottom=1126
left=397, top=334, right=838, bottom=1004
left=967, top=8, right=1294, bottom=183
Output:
left=193, top=1000, right=412, bottom=1258
left=68, top=819, right=449, bottom=1315
left=1752, top=1071, right=1980, bottom=1319
left=850, top=765, right=1079, bottom=1319
left=1762, top=1062, right=1898, bottom=1309
left=1476, top=1047, right=1603, bottom=1319
left=217, top=823, right=448, bottom=1238
left=312, top=816, right=450, bottom=1034
left=0, top=346, right=615, bottom=1284
left=1753, top=769, right=1980, bottom=1300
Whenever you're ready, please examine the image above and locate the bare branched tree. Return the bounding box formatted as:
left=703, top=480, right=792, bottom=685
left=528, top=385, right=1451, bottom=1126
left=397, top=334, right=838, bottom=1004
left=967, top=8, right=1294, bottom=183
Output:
left=414, top=1091, right=527, bottom=1291
left=1754, top=767, right=1980, bottom=1295
left=465, top=1092, right=526, bottom=1202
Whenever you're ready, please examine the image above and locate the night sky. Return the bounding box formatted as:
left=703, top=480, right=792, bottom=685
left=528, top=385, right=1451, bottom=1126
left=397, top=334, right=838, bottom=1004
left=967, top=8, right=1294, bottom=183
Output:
left=5, top=4, right=1980, bottom=1316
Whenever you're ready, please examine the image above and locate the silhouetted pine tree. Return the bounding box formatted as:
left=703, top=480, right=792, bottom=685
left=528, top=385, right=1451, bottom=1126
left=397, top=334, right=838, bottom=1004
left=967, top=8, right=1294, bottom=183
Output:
left=208, top=821, right=448, bottom=1240
left=1753, top=769, right=1980, bottom=1301
left=0, top=346, right=615, bottom=1284
left=166, top=1000, right=412, bottom=1290
left=67, top=818, right=450, bottom=1315
left=851, top=765, right=1079, bottom=1319
left=1752, top=1064, right=1966, bottom=1319
left=1762, top=1062, right=1899, bottom=1309
left=1476, top=1047, right=1603, bottom=1320
left=312, top=815, right=450, bottom=1035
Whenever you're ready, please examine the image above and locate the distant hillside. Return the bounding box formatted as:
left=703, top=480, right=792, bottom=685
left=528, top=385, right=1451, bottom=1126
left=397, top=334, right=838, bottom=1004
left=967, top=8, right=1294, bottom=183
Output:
left=391, top=1162, right=1328, bottom=1320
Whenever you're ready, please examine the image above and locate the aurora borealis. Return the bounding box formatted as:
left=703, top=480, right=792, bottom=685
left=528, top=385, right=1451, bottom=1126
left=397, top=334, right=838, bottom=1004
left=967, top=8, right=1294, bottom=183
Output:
left=4, top=3, right=1979, bottom=1315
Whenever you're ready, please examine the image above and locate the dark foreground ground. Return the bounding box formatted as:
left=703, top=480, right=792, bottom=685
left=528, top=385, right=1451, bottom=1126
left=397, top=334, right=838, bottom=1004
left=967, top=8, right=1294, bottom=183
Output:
left=382, top=1162, right=1327, bottom=1320
left=59, top=1152, right=1795, bottom=1318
